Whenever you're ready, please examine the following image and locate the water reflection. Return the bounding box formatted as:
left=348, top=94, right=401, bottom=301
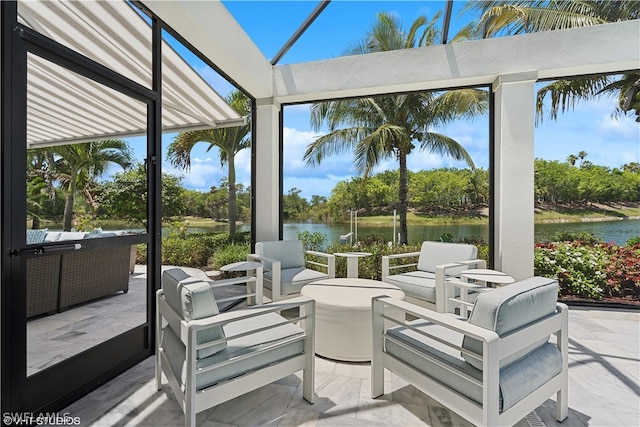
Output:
left=188, top=219, right=639, bottom=245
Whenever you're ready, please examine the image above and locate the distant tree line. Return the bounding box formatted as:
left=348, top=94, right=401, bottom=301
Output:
left=29, top=153, right=638, bottom=228
left=283, top=160, right=640, bottom=221
left=535, top=159, right=640, bottom=204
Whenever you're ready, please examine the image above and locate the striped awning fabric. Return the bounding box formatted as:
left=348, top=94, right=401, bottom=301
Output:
left=18, top=0, right=244, bottom=148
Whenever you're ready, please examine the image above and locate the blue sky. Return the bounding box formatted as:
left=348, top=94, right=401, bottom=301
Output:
left=160, top=1, right=639, bottom=200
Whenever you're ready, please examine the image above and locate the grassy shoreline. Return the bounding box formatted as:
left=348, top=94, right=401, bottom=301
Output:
left=341, top=204, right=640, bottom=226
left=37, top=204, right=640, bottom=230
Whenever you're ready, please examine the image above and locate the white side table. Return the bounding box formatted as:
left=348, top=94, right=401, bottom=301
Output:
left=220, top=261, right=263, bottom=305
left=459, top=269, right=515, bottom=287
left=333, top=252, right=372, bottom=278
left=447, top=269, right=515, bottom=317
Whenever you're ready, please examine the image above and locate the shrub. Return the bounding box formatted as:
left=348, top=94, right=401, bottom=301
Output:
left=552, top=231, right=601, bottom=245
left=296, top=231, right=327, bottom=252
left=604, top=243, right=640, bottom=300
left=626, top=236, right=640, bottom=246
left=535, top=241, right=609, bottom=300
left=208, top=243, right=250, bottom=271
left=162, top=233, right=216, bottom=268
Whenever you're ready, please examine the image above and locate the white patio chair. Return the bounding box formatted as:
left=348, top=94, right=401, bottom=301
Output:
left=248, top=240, right=335, bottom=301
left=156, top=268, right=315, bottom=427
left=381, top=241, right=486, bottom=312
left=371, top=276, right=568, bottom=427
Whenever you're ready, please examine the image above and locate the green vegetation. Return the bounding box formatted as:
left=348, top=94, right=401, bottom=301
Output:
left=534, top=232, right=640, bottom=302
left=98, top=163, right=186, bottom=228
left=282, top=159, right=639, bottom=225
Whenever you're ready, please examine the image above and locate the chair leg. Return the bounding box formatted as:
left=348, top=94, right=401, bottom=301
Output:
left=556, top=386, right=568, bottom=421
left=371, top=298, right=385, bottom=398
left=302, top=367, right=315, bottom=404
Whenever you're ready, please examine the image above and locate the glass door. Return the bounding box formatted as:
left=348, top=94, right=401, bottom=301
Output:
left=2, top=1, right=160, bottom=412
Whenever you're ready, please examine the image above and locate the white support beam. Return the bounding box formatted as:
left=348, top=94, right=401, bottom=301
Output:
left=273, top=20, right=639, bottom=104
left=141, top=0, right=273, bottom=99
left=254, top=98, right=281, bottom=242
left=493, top=73, right=537, bottom=280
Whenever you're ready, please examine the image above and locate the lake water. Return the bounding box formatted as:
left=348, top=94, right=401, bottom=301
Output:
left=189, top=218, right=640, bottom=245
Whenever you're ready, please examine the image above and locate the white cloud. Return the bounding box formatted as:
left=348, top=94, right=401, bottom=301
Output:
left=284, top=175, right=351, bottom=199
left=620, top=151, right=639, bottom=165
left=163, top=159, right=225, bottom=193
left=596, top=115, right=639, bottom=140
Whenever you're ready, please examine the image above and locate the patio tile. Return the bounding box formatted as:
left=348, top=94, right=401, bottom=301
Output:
left=205, top=383, right=299, bottom=426
left=46, top=306, right=639, bottom=427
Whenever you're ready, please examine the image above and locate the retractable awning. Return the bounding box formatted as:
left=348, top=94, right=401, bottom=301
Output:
left=18, top=0, right=244, bottom=148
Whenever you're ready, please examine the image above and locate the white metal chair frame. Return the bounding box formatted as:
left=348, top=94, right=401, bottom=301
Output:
left=371, top=296, right=569, bottom=427
left=248, top=250, right=335, bottom=301
left=381, top=251, right=486, bottom=312
left=156, top=283, right=315, bottom=427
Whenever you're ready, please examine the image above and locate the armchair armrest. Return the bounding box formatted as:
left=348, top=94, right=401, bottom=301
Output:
left=157, top=291, right=315, bottom=348
left=248, top=253, right=282, bottom=298
left=434, top=259, right=487, bottom=312
left=381, top=251, right=421, bottom=279
left=201, top=275, right=264, bottom=306
left=305, top=250, right=336, bottom=278
left=247, top=253, right=281, bottom=272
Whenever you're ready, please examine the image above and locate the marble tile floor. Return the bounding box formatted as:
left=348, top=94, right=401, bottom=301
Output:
left=56, top=306, right=639, bottom=427
left=27, top=265, right=245, bottom=375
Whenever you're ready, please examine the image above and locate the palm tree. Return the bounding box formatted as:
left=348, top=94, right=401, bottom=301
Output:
left=167, top=90, right=250, bottom=237
left=51, top=139, right=133, bottom=231
left=306, top=12, right=489, bottom=244
left=578, top=151, right=588, bottom=167
left=566, top=154, right=578, bottom=166
left=467, top=1, right=640, bottom=122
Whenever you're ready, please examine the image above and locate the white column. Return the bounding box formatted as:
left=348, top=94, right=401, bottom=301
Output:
left=493, top=72, right=537, bottom=280
left=254, top=98, right=281, bottom=242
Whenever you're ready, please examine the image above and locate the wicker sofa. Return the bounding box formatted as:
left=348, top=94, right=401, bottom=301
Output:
left=26, top=231, right=133, bottom=318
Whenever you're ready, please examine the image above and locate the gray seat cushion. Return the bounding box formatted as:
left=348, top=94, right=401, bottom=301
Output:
left=162, top=268, right=226, bottom=358
left=264, top=267, right=329, bottom=295
left=386, top=318, right=562, bottom=412
left=462, top=277, right=559, bottom=370
left=384, top=271, right=436, bottom=303
left=162, top=311, right=305, bottom=391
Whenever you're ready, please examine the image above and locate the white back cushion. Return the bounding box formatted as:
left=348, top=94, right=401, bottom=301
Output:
left=256, top=240, right=306, bottom=270
left=162, top=268, right=226, bottom=358
left=416, top=241, right=477, bottom=274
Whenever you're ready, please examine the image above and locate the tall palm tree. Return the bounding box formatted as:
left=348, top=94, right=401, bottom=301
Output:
left=306, top=12, right=489, bottom=244
left=467, top=1, right=640, bottom=122
left=51, top=139, right=133, bottom=231
left=167, top=90, right=250, bottom=237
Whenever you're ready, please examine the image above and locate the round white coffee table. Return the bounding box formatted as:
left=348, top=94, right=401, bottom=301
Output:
left=301, top=278, right=404, bottom=362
